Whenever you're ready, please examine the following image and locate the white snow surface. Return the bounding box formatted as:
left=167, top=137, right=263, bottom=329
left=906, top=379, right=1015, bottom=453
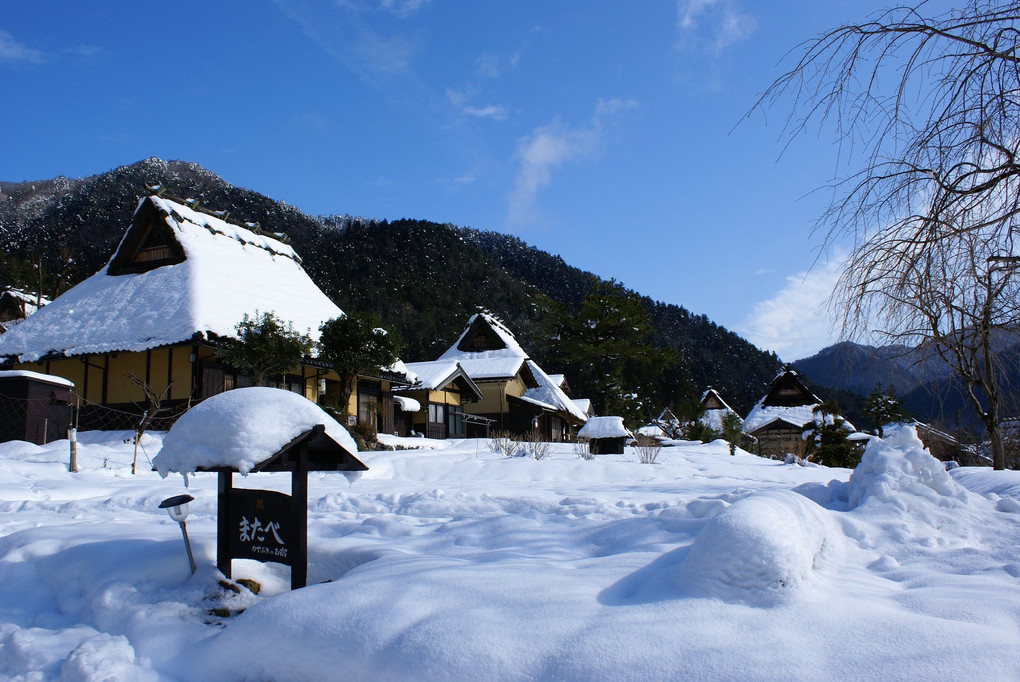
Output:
left=154, top=387, right=359, bottom=477
left=0, top=196, right=343, bottom=362
left=1, top=425, right=1019, bottom=680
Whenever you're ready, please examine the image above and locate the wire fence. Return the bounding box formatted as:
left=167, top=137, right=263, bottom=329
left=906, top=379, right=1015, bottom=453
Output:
left=0, top=390, right=190, bottom=470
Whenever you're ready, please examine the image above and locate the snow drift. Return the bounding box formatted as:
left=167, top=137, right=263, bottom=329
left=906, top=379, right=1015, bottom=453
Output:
left=676, top=489, right=840, bottom=606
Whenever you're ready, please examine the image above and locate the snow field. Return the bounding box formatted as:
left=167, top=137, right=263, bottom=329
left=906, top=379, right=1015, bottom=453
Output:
left=0, top=427, right=1018, bottom=680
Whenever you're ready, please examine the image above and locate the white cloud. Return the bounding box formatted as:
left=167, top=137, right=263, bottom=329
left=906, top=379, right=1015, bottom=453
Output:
left=271, top=0, right=420, bottom=80
left=508, top=99, right=637, bottom=227
left=476, top=52, right=520, bottom=79
left=739, top=258, right=842, bottom=361
left=676, top=0, right=756, bottom=52
left=379, top=0, right=430, bottom=18
left=462, top=104, right=510, bottom=120
left=0, top=30, right=45, bottom=64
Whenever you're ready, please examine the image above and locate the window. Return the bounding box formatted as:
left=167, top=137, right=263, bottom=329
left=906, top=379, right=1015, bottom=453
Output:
left=447, top=405, right=464, bottom=437
left=428, top=402, right=444, bottom=424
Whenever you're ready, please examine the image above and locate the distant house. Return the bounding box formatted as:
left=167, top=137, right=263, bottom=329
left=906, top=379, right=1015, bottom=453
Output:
left=743, top=366, right=849, bottom=458
left=394, top=360, right=483, bottom=438
left=0, top=195, right=409, bottom=431
left=435, top=312, right=587, bottom=440
left=699, top=387, right=741, bottom=433
left=571, top=398, right=595, bottom=419
left=0, top=288, right=49, bottom=333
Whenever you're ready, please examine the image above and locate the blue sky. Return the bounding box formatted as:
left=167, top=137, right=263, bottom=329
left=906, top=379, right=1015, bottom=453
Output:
left=0, top=1, right=934, bottom=360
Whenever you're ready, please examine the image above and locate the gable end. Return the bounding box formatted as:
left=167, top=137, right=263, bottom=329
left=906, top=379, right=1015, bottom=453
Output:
left=107, top=199, right=187, bottom=275
left=457, top=316, right=507, bottom=353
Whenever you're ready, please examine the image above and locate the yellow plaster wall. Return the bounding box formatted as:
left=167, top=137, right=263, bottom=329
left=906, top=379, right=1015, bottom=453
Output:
left=473, top=376, right=526, bottom=415
left=106, top=352, right=148, bottom=403
left=18, top=357, right=84, bottom=396
left=169, top=346, right=194, bottom=400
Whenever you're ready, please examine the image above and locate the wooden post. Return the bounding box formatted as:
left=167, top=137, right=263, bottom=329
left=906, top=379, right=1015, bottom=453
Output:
left=291, top=441, right=309, bottom=590
left=217, top=470, right=232, bottom=579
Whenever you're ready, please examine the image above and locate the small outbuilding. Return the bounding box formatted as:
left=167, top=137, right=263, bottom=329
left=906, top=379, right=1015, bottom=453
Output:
left=0, top=370, right=74, bottom=445
left=578, top=416, right=633, bottom=455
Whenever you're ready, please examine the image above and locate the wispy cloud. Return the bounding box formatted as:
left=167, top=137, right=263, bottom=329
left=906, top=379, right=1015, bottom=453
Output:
left=476, top=52, right=520, bottom=79
left=379, top=0, right=431, bottom=18
left=463, top=104, right=510, bottom=120
left=0, top=30, right=45, bottom=65
left=739, top=258, right=842, bottom=361
left=508, top=98, right=638, bottom=227
left=676, top=0, right=756, bottom=53
left=271, top=0, right=421, bottom=81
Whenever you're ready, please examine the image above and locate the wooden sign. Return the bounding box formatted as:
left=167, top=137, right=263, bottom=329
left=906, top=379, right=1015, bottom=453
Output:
left=226, top=488, right=294, bottom=565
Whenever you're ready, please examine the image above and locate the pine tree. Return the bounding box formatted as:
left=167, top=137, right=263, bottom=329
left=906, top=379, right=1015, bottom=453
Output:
left=864, top=383, right=909, bottom=438
left=216, top=311, right=314, bottom=387
left=318, top=311, right=401, bottom=417
left=808, top=400, right=860, bottom=468
left=720, top=411, right=744, bottom=455
left=554, top=279, right=677, bottom=425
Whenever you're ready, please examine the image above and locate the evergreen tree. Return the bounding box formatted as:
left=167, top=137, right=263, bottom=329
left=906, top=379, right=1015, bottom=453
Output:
left=808, top=400, right=860, bottom=468
left=554, top=279, right=677, bottom=425
left=720, top=411, right=744, bottom=456
left=863, top=383, right=909, bottom=438
left=318, top=311, right=401, bottom=417
left=216, top=311, right=314, bottom=387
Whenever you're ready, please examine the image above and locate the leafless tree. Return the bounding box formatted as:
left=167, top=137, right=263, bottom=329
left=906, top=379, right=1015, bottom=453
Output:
left=125, top=373, right=174, bottom=475
left=753, top=1, right=1020, bottom=468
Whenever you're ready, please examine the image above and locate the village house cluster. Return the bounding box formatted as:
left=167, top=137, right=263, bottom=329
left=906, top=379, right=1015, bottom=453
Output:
left=0, top=194, right=859, bottom=458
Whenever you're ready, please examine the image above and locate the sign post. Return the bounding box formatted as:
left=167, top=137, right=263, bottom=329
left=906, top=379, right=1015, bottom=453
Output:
left=211, top=424, right=367, bottom=590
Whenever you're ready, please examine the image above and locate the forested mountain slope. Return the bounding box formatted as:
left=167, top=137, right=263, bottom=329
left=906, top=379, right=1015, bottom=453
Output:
left=0, top=158, right=781, bottom=414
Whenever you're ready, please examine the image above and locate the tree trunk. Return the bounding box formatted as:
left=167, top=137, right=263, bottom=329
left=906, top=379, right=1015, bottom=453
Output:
left=987, top=419, right=1006, bottom=471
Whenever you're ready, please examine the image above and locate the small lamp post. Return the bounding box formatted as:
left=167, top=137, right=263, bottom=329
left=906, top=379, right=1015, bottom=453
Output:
left=159, top=494, right=197, bottom=575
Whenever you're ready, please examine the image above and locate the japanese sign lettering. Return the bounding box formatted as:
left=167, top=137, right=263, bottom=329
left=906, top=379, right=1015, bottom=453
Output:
left=226, top=488, right=294, bottom=566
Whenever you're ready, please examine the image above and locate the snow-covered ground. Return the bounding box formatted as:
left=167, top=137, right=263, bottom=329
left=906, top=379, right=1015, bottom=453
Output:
left=1, top=428, right=1019, bottom=681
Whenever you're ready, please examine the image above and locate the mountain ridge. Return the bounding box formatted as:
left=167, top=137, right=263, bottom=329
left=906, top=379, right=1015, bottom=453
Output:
left=0, top=158, right=781, bottom=415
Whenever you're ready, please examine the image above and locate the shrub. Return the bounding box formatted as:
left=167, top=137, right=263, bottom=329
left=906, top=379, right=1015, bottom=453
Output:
left=489, top=431, right=523, bottom=457
left=575, top=439, right=595, bottom=461
left=634, top=435, right=662, bottom=464
left=523, top=429, right=552, bottom=460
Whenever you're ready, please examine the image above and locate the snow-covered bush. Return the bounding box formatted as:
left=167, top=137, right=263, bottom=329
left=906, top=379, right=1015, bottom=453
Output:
left=634, top=435, right=661, bottom=464
left=489, top=431, right=523, bottom=458
left=523, top=430, right=552, bottom=460
left=574, top=439, right=595, bottom=460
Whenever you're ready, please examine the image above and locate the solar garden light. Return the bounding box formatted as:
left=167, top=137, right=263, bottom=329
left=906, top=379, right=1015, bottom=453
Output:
left=159, top=494, right=197, bottom=574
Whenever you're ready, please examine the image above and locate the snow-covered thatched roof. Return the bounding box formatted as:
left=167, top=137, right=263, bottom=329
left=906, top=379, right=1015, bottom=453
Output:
left=700, top=388, right=741, bottom=432
left=439, top=312, right=529, bottom=380
left=743, top=367, right=852, bottom=434
left=438, top=312, right=586, bottom=423
left=0, top=196, right=343, bottom=362
left=578, top=416, right=633, bottom=440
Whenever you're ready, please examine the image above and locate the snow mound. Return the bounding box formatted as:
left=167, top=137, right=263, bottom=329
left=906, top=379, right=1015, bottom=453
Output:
left=153, top=387, right=358, bottom=477
left=676, top=489, right=839, bottom=606
left=845, top=424, right=969, bottom=511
